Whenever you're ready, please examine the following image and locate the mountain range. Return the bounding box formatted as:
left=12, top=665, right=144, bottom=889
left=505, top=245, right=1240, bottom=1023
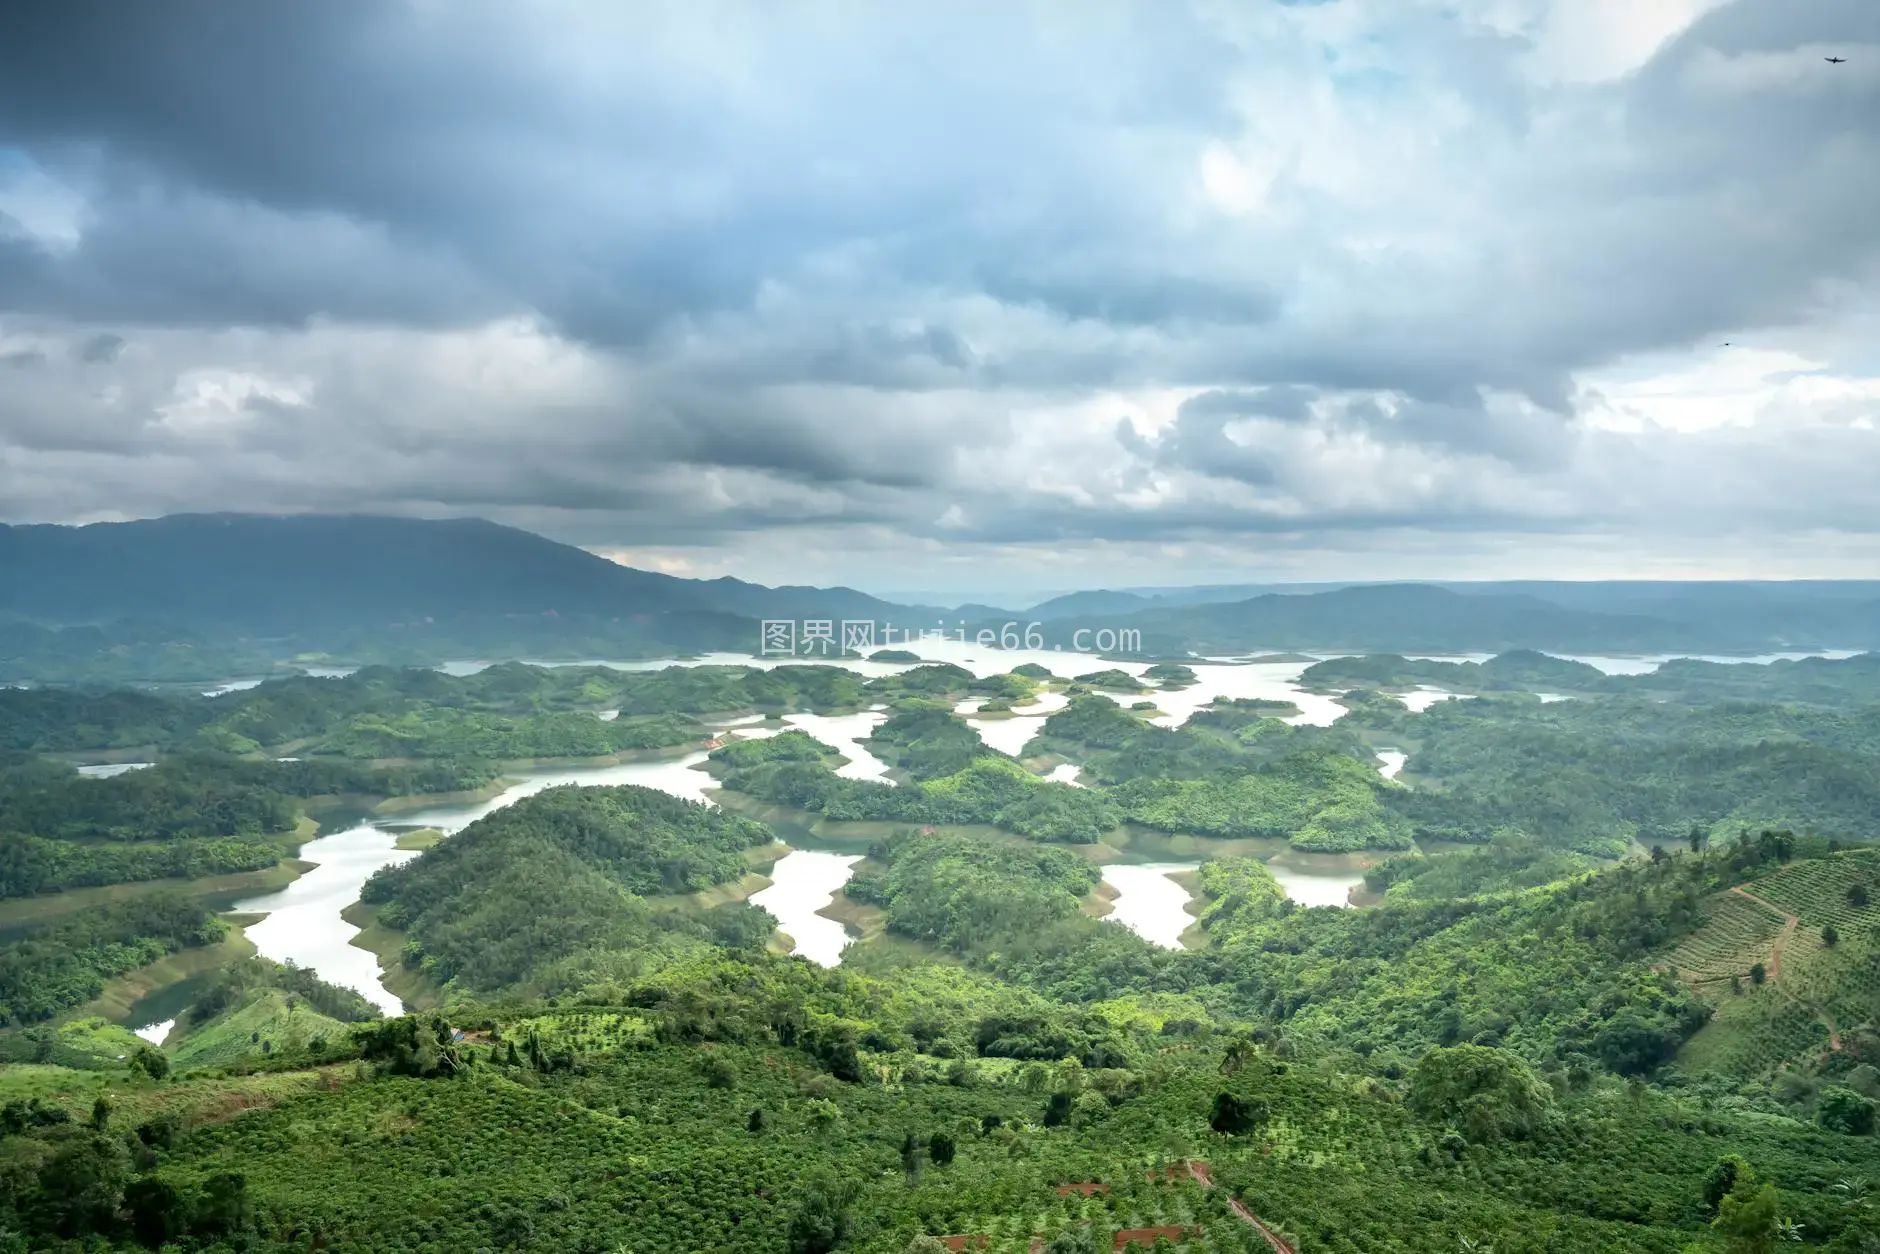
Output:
left=3, top=514, right=1878, bottom=683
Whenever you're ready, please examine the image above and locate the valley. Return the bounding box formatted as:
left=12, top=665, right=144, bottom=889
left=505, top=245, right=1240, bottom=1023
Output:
left=4, top=642, right=1880, bottom=1252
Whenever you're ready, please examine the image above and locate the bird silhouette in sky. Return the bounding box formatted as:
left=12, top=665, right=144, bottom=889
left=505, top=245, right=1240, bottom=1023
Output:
left=1825, top=56, right=1846, bottom=63
left=1720, top=342, right=1732, bottom=347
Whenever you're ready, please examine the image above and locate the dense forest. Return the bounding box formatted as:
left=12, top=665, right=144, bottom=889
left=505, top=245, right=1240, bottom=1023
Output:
left=2, top=648, right=1879, bottom=1251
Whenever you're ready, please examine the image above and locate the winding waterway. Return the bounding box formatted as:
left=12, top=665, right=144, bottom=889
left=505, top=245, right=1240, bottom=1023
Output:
left=780, top=710, right=892, bottom=780
left=1100, top=863, right=1198, bottom=949
left=233, top=824, right=418, bottom=1016
left=752, top=851, right=864, bottom=967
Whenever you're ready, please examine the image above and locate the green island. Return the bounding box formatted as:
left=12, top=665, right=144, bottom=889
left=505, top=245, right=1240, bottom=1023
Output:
left=2, top=651, right=1879, bottom=1252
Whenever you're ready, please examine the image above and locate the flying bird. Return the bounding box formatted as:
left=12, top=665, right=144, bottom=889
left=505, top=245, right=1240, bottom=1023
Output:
left=1825, top=56, right=1846, bottom=63
left=1720, top=342, right=1732, bottom=347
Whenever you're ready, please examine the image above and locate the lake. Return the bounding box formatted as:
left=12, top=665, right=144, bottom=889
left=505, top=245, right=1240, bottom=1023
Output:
left=214, top=649, right=1456, bottom=1011
left=229, top=712, right=900, bottom=1008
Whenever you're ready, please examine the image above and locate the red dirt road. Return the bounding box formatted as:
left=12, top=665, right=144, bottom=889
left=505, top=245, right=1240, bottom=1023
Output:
left=1731, top=885, right=1797, bottom=982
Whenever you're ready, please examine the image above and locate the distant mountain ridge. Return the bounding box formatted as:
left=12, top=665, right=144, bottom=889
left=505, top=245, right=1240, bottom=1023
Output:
left=4, top=514, right=1880, bottom=683
left=0, top=514, right=935, bottom=634
left=1108, top=582, right=1880, bottom=655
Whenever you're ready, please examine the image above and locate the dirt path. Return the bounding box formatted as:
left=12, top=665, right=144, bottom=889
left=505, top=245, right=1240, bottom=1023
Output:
left=1728, top=886, right=1843, bottom=1051
left=1731, top=886, right=1797, bottom=982
left=1180, top=1162, right=1295, bottom=1254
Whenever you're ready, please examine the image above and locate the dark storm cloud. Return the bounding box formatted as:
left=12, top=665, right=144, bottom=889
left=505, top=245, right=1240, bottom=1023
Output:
left=77, top=332, right=122, bottom=363
left=0, top=0, right=1877, bottom=564
left=0, top=0, right=1246, bottom=348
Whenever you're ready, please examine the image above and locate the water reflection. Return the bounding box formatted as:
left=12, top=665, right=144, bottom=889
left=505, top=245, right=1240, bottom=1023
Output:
left=1045, top=763, right=1086, bottom=787
left=1265, top=859, right=1362, bottom=909
left=1375, top=750, right=1407, bottom=780
left=133, top=1019, right=175, bottom=1046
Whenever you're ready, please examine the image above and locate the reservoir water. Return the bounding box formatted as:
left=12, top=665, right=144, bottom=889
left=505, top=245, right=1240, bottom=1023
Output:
left=233, top=824, right=418, bottom=1016
left=1376, top=750, right=1408, bottom=780
left=223, top=652, right=1400, bottom=1011
left=751, top=850, right=864, bottom=967
left=1266, top=859, right=1365, bottom=908
left=236, top=742, right=732, bottom=1011
left=1100, top=863, right=1198, bottom=949
left=1398, top=688, right=1461, bottom=713
left=780, top=710, right=892, bottom=780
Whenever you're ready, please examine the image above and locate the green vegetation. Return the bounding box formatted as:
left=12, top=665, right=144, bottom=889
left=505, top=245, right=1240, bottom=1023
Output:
left=1306, top=649, right=1880, bottom=708
left=312, top=707, right=704, bottom=758
left=1072, top=669, right=1147, bottom=692
left=360, top=784, right=779, bottom=996
left=162, top=957, right=385, bottom=1070
left=1143, top=664, right=1199, bottom=688
left=0, top=752, right=499, bottom=900
left=1029, top=695, right=1410, bottom=851
left=0, top=893, right=225, bottom=1024
left=2, top=956, right=1876, bottom=1252
left=1355, top=695, right=1880, bottom=855
left=1362, top=834, right=1596, bottom=901
left=719, top=707, right=1119, bottom=843
left=1189, top=858, right=1290, bottom=945
left=2, top=649, right=1879, bottom=1251
left=845, top=832, right=1101, bottom=958
left=0, top=661, right=892, bottom=756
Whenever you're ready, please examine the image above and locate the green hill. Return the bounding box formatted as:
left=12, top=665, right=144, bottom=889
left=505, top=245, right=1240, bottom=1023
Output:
left=1670, top=850, right=1880, bottom=1081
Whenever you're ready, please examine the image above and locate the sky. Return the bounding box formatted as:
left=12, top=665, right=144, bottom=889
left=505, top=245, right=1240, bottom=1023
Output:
left=1, top=0, right=1877, bottom=599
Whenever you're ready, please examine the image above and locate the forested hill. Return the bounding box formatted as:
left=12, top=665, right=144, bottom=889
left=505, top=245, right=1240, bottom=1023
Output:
left=0, top=515, right=926, bottom=681
left=0, top=514, right=920, bottom=634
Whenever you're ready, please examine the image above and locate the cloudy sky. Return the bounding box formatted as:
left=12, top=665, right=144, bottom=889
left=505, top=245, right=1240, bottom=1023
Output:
left=2, top=0, right=1877, bottom=598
